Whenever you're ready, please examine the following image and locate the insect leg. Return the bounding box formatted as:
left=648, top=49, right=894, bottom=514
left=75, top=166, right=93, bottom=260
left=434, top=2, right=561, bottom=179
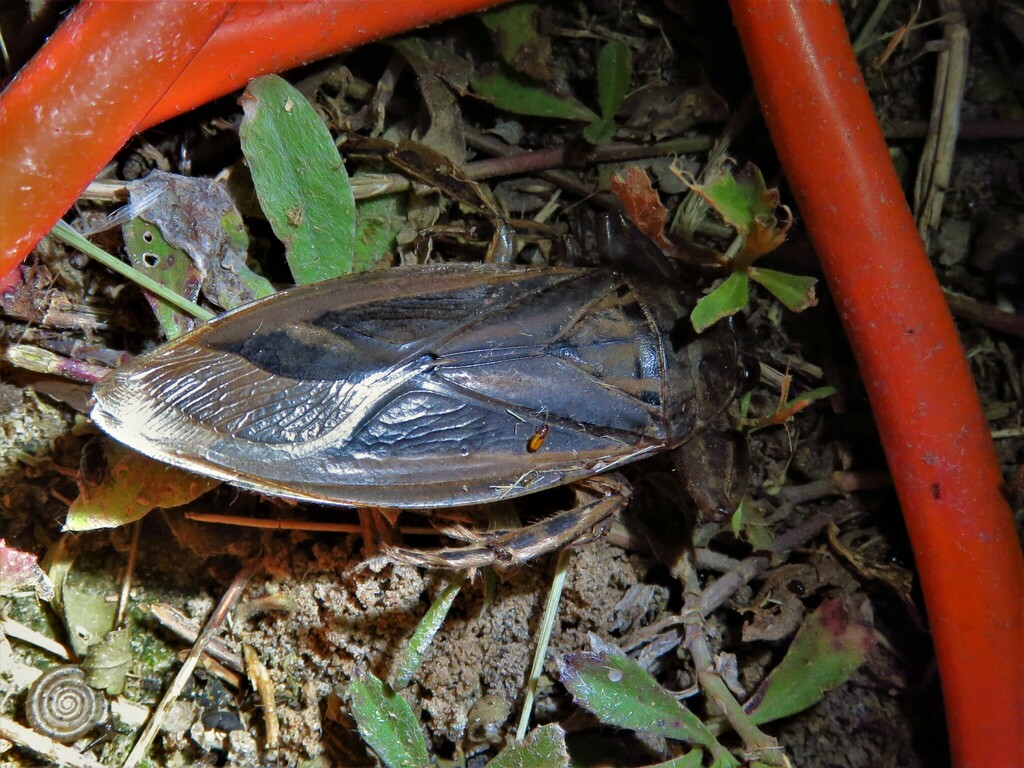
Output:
left=381, top=474, right=632, bottom=570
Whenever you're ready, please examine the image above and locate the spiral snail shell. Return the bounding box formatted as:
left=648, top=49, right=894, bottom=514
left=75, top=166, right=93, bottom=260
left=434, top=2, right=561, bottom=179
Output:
left=25, top=665, right=110, bottom=743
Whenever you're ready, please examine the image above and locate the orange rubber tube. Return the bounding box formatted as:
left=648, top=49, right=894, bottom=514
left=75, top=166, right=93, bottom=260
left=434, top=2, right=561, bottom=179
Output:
left=138, top=0, right=510, bottom=131
left=0, top=1, right=509, bottom=283
left=0, top=1, right=233, bottom=277
left=729, top=3, right=1023, bottom=766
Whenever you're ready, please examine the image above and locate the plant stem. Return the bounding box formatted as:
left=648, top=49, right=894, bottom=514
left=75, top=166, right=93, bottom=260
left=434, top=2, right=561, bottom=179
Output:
left=675, top=552, right=789, bottom=767
left=49, top=221, right=214, bottom=322
left=516, top=548, right=572, bottom=741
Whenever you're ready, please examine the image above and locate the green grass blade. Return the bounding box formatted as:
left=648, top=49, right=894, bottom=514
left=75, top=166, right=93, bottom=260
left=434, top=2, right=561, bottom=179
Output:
left=391, top=575, right=464, bottom=690
left=49, top=221, right=214, bottom=321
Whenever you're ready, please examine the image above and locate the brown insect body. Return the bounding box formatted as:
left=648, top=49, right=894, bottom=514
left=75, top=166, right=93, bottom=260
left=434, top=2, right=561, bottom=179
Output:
left=92, top=264, right=742, bottom=512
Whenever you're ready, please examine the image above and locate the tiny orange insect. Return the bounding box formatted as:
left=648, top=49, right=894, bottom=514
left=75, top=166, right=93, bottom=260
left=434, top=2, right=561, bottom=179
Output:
left=526, top=424, right=549, bottom=453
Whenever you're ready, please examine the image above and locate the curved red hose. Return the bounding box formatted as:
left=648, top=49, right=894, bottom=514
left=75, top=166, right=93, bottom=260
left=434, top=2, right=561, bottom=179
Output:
left=1, top=3, right=1019, bottom=761
left=0, top=1, right=233, bottom=276
left=0, top=1, right=508, bottom=281
left=729, top=3, right=1023, bottom=766
left=138, top=0, right=509, bottom=131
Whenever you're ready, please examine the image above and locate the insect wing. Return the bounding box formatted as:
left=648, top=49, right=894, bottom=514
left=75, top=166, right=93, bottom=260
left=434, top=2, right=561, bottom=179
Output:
left=92, top=264, right=672, bottom=508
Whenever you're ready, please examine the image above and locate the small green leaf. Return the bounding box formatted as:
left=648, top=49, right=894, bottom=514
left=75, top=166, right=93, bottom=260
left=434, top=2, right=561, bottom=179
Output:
left=745, top=599, right=874, bottom=725
left=582, top=118, right=616, bottom=145
left=748, top=267, right=818, bottom=312
left=729, top=500, right=773, bottom=551
left=690, top=272, right=749, bottom=332
left=125, top=171, right=274, bottom=309
left=485, top=724, right=569, bottom=768
left=354, top=192, right=405, bottom=271
left=596, top=41, right=632, bottom=121
left=689, top=163, right=772, bottom=237
left=479, top=4, right=551, bottom=80
left=647, top=752, right=705, bottom=768
left=391, top=576, right=464, bottom=690
left=470, top=68, right=598, bottom=122
left=681, top=162, right=791, bottom=264
left=792, top=386, right=838, bottom=405
left=49, top=221, right=214, bottom=322
left=60, top=568, right=118, bottom=657
left=65, top=442, right=218, bottom=532
left=240, top=75, right=357, bottom=284
left=557, top=651, right=714, bottom=747
left=349, top=670, right=430, bottom=768
left=122, top=218, right=201, bottom=340
left=82, top=628, right=131, bottom=695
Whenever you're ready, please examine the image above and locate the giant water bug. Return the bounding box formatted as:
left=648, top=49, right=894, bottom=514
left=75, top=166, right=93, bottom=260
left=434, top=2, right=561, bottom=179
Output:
left=91, top=215, right=750, bottom=568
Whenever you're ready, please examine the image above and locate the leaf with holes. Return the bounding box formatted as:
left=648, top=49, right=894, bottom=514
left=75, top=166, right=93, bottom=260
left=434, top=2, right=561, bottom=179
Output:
left=122, top=218, right=201, bottom=340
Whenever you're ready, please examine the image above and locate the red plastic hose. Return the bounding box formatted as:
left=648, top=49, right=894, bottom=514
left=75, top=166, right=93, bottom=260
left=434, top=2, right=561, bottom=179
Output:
left=0, top=0, right=509, bottom=282
left=0, top=1, right=234, bottom=277
left=729, top=3, right=1023, bottom=766
left=138, top=0, right=510, bottom=131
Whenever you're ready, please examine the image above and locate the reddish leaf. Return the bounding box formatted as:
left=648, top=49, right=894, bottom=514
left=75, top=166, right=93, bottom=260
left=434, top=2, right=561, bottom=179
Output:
left=609, top=167, right=672, bottom=250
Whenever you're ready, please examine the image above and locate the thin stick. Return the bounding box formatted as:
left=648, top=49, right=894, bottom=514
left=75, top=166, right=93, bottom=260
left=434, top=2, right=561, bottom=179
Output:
left=185, top=510, right=438, bottom=535
left=676, top=552, right=789, bottom=767
left=121, top=556, right=262, bottom=768
left=116, top=521, right=141, bottom=628
left=1, top=617, right=73, bottom=660
left=49, top=220, right=214, bottom=322
left=515, top=548, right=572, bottom=741
left=0, top=715, right=108, bottom=768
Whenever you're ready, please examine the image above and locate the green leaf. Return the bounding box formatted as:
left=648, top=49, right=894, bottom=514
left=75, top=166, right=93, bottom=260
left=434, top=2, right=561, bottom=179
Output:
left=647, top=752, right=705, bottom=768
left=792, top=386, right=838, bottom=405
left=65, top=442, right=218, bottom=532
left=745, top=599, right=874, bottom=725
left=682, top=162, right=791, bottom=264
left=125, top=170, right=274, bottom=310
left=470, top=68, right=598, bottom=122
left=557, top=651, right=714, bottom=747
left=391, top=576, right=464, bottom=690
left=60, top=566, right=118, bottom=657
left=748, top=267, right=818, bottom=312
left=349, top=670, right=430, bottom=768
left=50, top=221, right=214, bottom=322
left=596, top=41, right=632, bottom=121
left=122, top=218, right=201, bottom=340
left=582, top=118, right=616, bottom=145
left=354, top=192, right=405, bottom=271
left=485, top=724, right=569, bottom=768
left=82, top=628, right=131, bottom=695
left=240, top=75, right=357, bottom=284
left=690, top=272, right=749, bottom=332
left=689, top=163, right=772, bottom=237
left=479, top=4, right=551, bottom=81
left=729, top=499, right=773, bottom=551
